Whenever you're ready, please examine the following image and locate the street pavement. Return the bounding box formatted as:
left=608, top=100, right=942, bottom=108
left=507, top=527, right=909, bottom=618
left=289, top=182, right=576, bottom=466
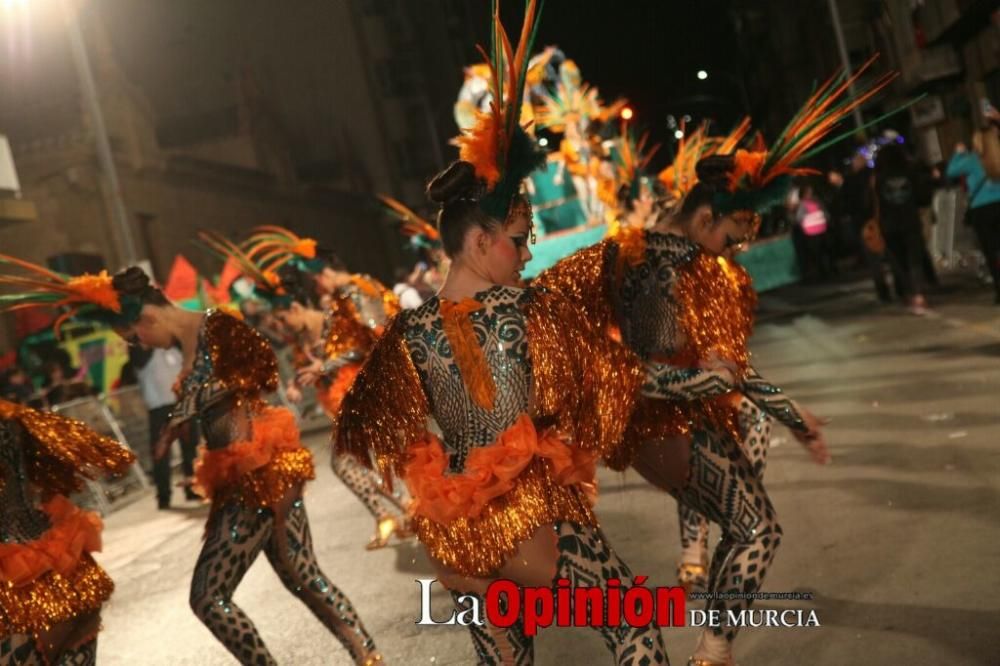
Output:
left=94, top=274, right=1000, bottom=665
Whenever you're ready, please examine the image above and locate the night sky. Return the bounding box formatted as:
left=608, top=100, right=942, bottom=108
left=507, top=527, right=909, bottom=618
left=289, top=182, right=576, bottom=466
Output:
left=492, top=0, right=747, bottom=163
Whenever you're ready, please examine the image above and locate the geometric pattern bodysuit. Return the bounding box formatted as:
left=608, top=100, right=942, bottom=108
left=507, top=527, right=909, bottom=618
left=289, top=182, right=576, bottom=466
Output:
left=173, top=312, right=377, bottom=666
left=314, top=288, right=407, bottom=524
left=401, top=285, right=669, bottom=666
left=615, top=231, right=808, bottom=643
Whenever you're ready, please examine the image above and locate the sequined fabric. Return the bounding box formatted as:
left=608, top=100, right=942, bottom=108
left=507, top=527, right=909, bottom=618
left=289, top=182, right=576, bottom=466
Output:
left=1, top=419, right=51, bottom=544
left=323, top=292, right=376, bottom=363
left=410, top=459, right=595, bottom=577
left=403, top=287, right=532, bottom=472
left=170, top=312, right=315, bottom=515
left=0, top=553, right=112, bottom=635
left=335, top=284, right=645, bottom=576
left=193, top=406, right=314, bottom=513
left=614, top=234, right=752, bottom=462
left=343, top=275, right=397, bottom=332
left=0, top=399, right=135, bottom=498
left=0, top=404, right=124, bottom=635
left=172, top=310, right=278, bottom=448
left=614, top=231, right=700, bottom=361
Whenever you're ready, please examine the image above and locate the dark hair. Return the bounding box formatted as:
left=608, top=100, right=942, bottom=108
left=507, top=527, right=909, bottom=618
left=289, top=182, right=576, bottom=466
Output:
left=277, top=264, right=320, bottom=309
left=875, top=143, right=909, bottom=174
left=617, top=184, right=636, bottom=212
left=677, top=155, right=736, bottom=220
left=111, top=267, right=169, bottom=306
left=313, top=247, right=346, bottom=272
left=426, top=161, right=500, bottom=258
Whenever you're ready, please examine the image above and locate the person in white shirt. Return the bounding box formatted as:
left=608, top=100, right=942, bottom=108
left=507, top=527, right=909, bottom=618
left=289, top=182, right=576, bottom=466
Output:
left=392, top=264, right=426, bottom=310
left=132, top=345, right=199, bottom=509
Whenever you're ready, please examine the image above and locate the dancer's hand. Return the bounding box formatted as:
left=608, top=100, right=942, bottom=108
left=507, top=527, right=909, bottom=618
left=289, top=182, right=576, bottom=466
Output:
left=793, top=406, right=831, bottom=464
left=296, top=360, right=323, bottom=387
left=286, top=383, right=303, bottom=403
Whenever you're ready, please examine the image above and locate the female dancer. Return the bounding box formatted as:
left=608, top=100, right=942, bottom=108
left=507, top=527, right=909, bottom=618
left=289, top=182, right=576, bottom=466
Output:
left=202, top=226, right=411, bottom=550
left=0, top=263, right=137, bottom=664
left=0, top=257, right=385, bottom=665
left=336, top=3, right=680, bottom=663
left=536, top=61, right=894, bottom=664
left=0, top=398, right=134, bottom=665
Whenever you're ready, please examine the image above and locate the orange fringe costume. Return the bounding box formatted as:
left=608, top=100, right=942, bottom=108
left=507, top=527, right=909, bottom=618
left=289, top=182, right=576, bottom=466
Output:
left=311, top=290, right=379, bottom=419
left=335, top=287, right=644, bottom=577
left=181, top=311, right=314, bottom=514
left=0, top=399, right=134, bottom=639
left=534, top=228, right=756, bottom=470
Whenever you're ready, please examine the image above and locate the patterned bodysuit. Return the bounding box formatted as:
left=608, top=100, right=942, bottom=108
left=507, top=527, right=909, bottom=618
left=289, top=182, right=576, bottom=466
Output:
left=614, top=231, right=808, bottom=643
left=310, top=286, right=408, bottom=524
left=173, top=311, right=377, bottom=666
left=0, top=405, right=133, bottom=666
left=396, top=286, right=669, bottom=666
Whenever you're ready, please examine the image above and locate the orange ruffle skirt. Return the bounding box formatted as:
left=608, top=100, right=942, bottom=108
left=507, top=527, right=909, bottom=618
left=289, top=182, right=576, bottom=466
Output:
left=193, top=406, right=315, bottom=512
left=0, top=496, right=113, bottom=634
left=316, top=363, right=363, bottom=419
left=402, top=414, right=599, bottom=577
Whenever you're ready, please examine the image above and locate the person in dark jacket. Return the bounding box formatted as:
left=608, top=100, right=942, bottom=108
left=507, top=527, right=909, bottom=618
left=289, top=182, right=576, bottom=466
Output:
left=875, top=144, right=929, bottom=314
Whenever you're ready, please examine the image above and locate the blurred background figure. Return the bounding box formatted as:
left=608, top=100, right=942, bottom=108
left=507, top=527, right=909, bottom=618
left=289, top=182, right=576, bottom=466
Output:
left=840, top=152, right=892, bottom=302
left=130, top=345, right=200, bottom=510
left=40, top=354, right=95, bottom=406
left=946, top=119, right=1000, bottom=305
left=794, top=183, right=836, bottom=281
left=874, top=143, right=931, bottom=314
left=392, top=263, right=427, bottom=310
left=0, top=365, right=34, bottom=404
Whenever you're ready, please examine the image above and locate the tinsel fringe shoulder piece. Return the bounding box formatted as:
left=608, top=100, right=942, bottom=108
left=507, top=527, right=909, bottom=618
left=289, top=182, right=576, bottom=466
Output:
left=334, top=314, right=431, bottom=480
left=612, top=252, right=757, bottom=469
left=193, top=406, right=314, bottom=511
left=316, top=362, right=363, bottom=420
left=203, top=310, right=279, bottom=398
left=0, top=496, right=113, bottom=635
left=335, top=287, right=647, bottom=576
left=0, top=399, right=134, bottom=496
left=324, top=292, right=377, bottom=362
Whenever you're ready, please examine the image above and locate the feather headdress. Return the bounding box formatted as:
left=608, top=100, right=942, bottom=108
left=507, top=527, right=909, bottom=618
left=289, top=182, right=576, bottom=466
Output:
left=0, top=254, right=139, bottom=335
left=378, top=195, right=441, bottom=251
left=716, top=55, right=899, bottom=213
left=615, top=118, right=661, bottom=202
left=456, top=0, right=547, bottom=220
left=534, top=59, right=601, bottom=134
left=659, top=117, right=752, bottom=199
left=198, top=230, right=287, bottom=298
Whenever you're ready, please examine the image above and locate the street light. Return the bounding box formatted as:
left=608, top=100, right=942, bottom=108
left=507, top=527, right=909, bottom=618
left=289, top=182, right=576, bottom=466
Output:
left=674, top=129, right=684, bottom=140
left=620, top=107, right=634, bottom=121
left=2, top=0, right=138, bottom=266
left=695, top=68, right=750, bottom=115
left=59, top=0, right=138, bottom=266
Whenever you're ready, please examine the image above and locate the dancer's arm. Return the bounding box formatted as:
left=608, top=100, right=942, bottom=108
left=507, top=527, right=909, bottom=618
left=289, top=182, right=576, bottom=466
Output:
left=741, top=366, right=831, bottom=464
left=641, top=363, right=737, bottom=400
left=740, top=366, right=808, bottom=433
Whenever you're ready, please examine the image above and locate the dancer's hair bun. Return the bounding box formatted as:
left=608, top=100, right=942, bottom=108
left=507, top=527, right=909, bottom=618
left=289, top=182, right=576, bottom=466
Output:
left=695, top=154, right=737, bottom=190
left=427, top=161, right=479, bottom=205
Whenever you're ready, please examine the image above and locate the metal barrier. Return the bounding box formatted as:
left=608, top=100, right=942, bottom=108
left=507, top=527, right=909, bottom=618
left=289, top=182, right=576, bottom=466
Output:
left=931, top=188, right=987, bottom=277
left=52, top=393, right=149, bottom=515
